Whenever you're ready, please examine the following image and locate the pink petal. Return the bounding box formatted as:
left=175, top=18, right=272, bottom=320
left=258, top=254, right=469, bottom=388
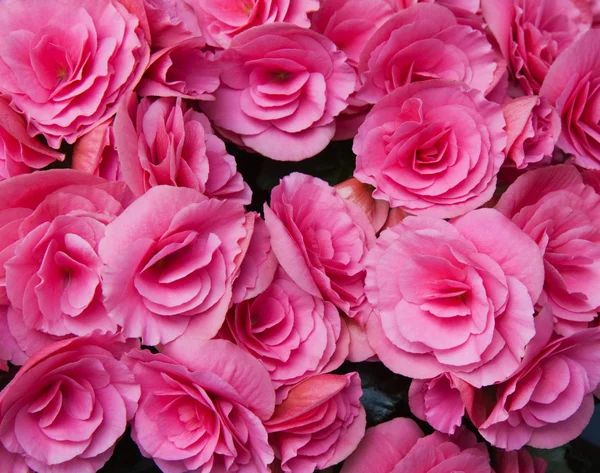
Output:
left=162, top=339, right=275, bottom=421
left=340, top=418, right=423, bottom=473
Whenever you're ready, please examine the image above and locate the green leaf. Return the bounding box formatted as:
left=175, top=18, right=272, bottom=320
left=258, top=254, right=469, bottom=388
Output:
left=528, top=447, right=575, bottom=473
left=336, top=361, right=416, bottom=429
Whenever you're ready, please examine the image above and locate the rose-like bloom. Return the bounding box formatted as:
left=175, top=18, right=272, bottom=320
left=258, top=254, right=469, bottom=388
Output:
left=482, top=0, right=591, bottom=94
left=232, top=215, right=278, bottom=304
left=142, top=0, right=200, bottom=48
left=186, top=0, right=320, bottom=49
left=502, top=95, right=560, bottom=169
left=408, top=373, right=467, bottom=434
left=72, top=120, right=122, bottom=182
left=264, top=173, right=376, bottom=316
left=341, top=417, right=493, bottom=473
left=202, top=24, right=356, bottom=162
left=0, top=170, right=107, bottom=307
left=265, top=373, right=366, bottom=473
left=123, top=339, right=275, bottom=473
left=113, top=94, right=251, bottom=202
left=222, top=269, right=348, bottom=392
left=0, top=0, right=150, bottom=148
left=366, top=209, right=545, bottom=387
left=0, top=335, right=140, bottom=473
left=0, top=98, right=64, bottom=181
left=0, top=170, right=133, bottom=358
left=311, top=0, right=396, bottom=67
left=99, top=185, right=251, bottom=346
left=354, top=80, right=507, bottom=218
left=540, top=29, right=600, bottom=169
left=469, top=311, right=600, bottom=450
left=496, top=449, right=547, bottom=473
left=496, top=164, right=600, bottom=335
left=137, top=38, right=220, bottom=100
left=356, top=4, right=500, bottom=106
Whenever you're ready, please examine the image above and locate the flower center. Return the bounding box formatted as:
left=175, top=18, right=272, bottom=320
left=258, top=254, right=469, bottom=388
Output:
left=63, top=269, right=72, bottom=288
left=153, top=258, right=167, bottom=271
left=416, top=146, right=442, bottom=164
left=56, top=66, right=68, bottom=82
left=241, top=0, right=255, bottom=15
left=272, top=70, right=291, bottom=82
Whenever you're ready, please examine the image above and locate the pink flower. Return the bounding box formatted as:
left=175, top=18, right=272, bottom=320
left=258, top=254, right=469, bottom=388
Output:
left=0, top=171, right=133, bottom=358
left=186, top=0, right=320, bottom=49
left=222, top=268, right=349, bottom=393
left=0, top=306, right=26, bottom=369
left=117, top=0, right=152, bottom=40
left=482, top=0, right=591, bottom=94
left=344, top=312, right=377, bottom=362
left=0, top=99, right=64, bottom=181
left=0, top=170, right=109, bottom=307
left=99, top=185, right=252, bottom=346
left=381, top=207, right=412, bottom=231
left=582, top=169, right=600, bottom=193
left=137, top=37, right=220, bottom=100
left=265, top=373, right=366, bottom=473
left=496, top=449, right=547, bottom=473
left=264, top=173, right=376, bottom=316
left=396, top=0, right=481, bottom=13
left=72, top=120, right=123, bottom=182
left=0, top=0, right=150, bottom=148
left=202, top=24, right=356, bottom=162
left=0, top=335, right=140, bottom=473
left=232, top=215, right=278, bottom=304
left=584, top=0, right=600, bottom=25
left=502, top=95, right=560, bottom=169
left=356, top=4, right=500, bottom=106
left=495, top=164, right=600, bottom=335
left=471, top=311, right=600, bottom=450
left=334, top=178, right=390, bottom=233
left=123, top=339, right=275, bottom=473
left=540, top=29, right=600, bottom=169
left=354, top=80, right=507, bottom=218
left=366, top=209, right=545, bottom=387
left=341, top=417, right=493, bottom=473
left=397, top=1, right=486, bottom=32
left=142, top=0, right=200, bottom=48
left=409, top=373, right=467, bottom=434
left=332, top=104, right=371, bottom=142
left=0, top=443, right=30, bottom=473
left=113, top=93, right=251, bottom=202
left=310, top=0, right=396, bottom=67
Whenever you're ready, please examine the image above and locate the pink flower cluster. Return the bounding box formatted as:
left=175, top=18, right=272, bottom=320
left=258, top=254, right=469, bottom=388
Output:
left=0, top=0, right=599, bottom=472
left=0, top=170, right=372, bottom=473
